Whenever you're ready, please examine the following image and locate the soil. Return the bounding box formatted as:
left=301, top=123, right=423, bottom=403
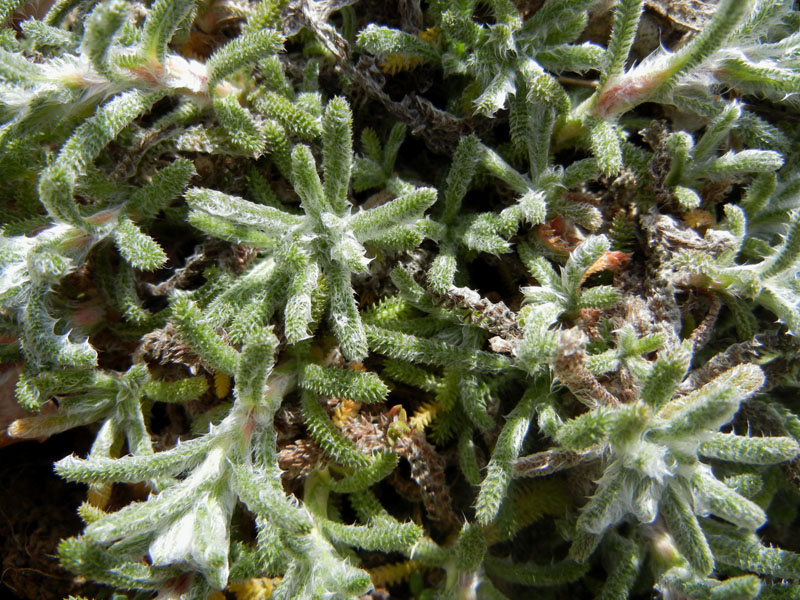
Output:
left=0, top=430, right=102, bottom=600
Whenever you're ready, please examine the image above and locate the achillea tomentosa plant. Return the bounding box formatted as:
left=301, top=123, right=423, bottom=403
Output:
left=3, top=0, right=800, bottom=598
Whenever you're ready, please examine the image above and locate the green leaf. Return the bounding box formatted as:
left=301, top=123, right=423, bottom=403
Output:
left=601, top=0, right=644, bottom=85
left=285, top=261, right=319, bottom=344
left=170, top=296, right=238, bottom=375
left=706, top=150, right=783, bottom=178
left=235, top=327, right=278, bottom=407
left=185, top=187, right=302, bottom=235
left=653, top=364, right=764, bottom=440
left=562, top=235, right=610, bottom=298
left=291, top=144, right=326, bottom=218
left=587, top=118, right=623, bottom=177
left=691, top=469, right=766, bottom=530
left=365, top=324, right=509, bottom=372
left=321, top=97, right=353, bottom=215
left=113, top=218, right=167, bottom=271
left=213, top=96, right=265, bottom=155
left=691, top=102, right=741, bottom=165
left=322, top=517, right=422, bottom=553
left=559, top=408, right=618, bottom=454
left=442, top=135, right=482, bottom=223
left=140, top=0, right=197, bottom=65
left=427, top=246, right=458, bottom=295
left=329, top=451, right=398, bottom=493
left=126, top=158, right=196, bottom=220
left=356, top=24, right=439, bottom=63
left=82, top=0, right=128, bottom=77
left=660, top=485, right=714, bottom=575
left=328, top=266, right=367, bottom=361
left=39, top=90, right=162, bottom=229
left=301, top=391, right=370, bottom=469
left=575, top=466, right=630, bottom=534
left=143, top=376, right=208, bottom=404
left=640, top=342, right=690, bottom=412
left=484, top=555, right=588, bottom=586
left=708, top=528, right=800, bottom=580
left=21, top=19, right=79, bottom=52
left=597, top=533, right=642, bottom=600
left=207, top=29, right=284, bottom=95
left=699, top=433, right=800, bottom=465
left=251, top=90, right=321, bottom=140
left=474, top=386, right=538, bottom=525
left=661, top=0, right=754, bottom=89
left=300, top=363, right=388, bottom=404
left=761, top=212, right=800, bottom=279
left=350, top=187, right=437, bottom=242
